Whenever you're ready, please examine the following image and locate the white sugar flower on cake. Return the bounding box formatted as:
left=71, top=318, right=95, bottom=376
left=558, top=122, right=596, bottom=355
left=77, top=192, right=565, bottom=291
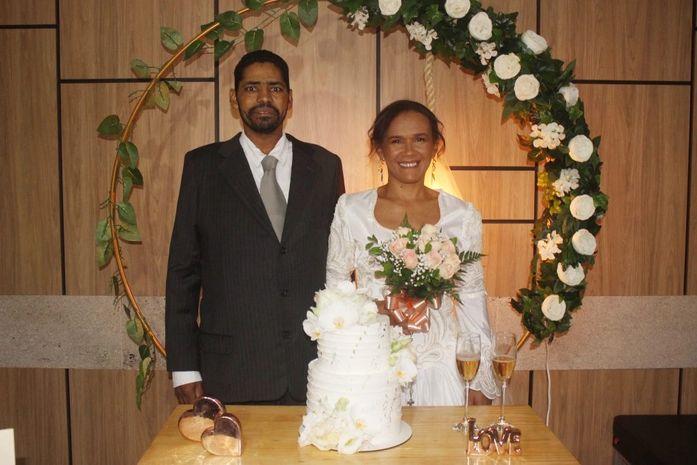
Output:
left=303, top=281, right=378, bottom=339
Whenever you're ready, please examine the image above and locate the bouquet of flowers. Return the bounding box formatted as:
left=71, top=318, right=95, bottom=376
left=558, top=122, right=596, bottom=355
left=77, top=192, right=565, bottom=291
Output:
left=367, top=220, right=483, bottom=302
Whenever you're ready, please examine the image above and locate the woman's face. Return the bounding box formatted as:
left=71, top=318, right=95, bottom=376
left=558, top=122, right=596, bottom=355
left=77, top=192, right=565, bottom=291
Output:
left=377, top=110, right=440, bottom=185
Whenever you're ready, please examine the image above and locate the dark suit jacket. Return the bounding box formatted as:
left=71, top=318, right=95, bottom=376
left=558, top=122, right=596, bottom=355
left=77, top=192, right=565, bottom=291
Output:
left=165, top=133, right=344, bottom=403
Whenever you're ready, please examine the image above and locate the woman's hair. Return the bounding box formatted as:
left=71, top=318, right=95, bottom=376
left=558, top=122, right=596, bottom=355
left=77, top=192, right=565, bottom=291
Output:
left=368, top=99, right=446, bottom=157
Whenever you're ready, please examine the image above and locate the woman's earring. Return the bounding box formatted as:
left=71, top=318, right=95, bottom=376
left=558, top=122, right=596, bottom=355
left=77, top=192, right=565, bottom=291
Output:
left=379, top=159, right=385, bottom=183
left=430, top=157, right=437, bottom=183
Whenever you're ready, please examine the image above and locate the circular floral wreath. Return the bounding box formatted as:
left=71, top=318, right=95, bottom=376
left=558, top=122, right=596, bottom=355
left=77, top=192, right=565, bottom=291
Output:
left=96, top=0, right=607, bottom=403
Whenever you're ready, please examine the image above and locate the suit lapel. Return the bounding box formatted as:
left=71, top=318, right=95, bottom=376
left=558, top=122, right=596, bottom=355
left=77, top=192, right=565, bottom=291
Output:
left=217, top=134, right=277, bottom=238
left=283, top=136, right=319, bottom=241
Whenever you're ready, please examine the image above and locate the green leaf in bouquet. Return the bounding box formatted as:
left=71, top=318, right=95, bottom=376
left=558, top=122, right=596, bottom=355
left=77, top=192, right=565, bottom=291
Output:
left=160, top=26, right=183, bottom=51
left=245, top=29, right=264, bottom=51
left=368, top=246, right=382, bottom=256
left=126, top=317, right=144, bottom=345
left=298, top=0, right=319, bottom=27
left=152, top=81, right=170, bottom=111
left=165, top=79, right=183, bottom=94
left=117, top=201, right=137, bottom=225
left=245, top=0, right=264, bottom=10
left=130, top=58, right=151, bottom=78
left=280, top=12, right=301, bottom=42
left=97, top=114, right=122, bottom=137
left=184, top=39, right=205, bottom=60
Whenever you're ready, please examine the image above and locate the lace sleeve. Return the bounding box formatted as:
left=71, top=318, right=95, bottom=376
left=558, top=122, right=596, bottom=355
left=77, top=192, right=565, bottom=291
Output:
left=453, top=205, right=499, bottom=399
left=325, top=195, right=356, bottom=287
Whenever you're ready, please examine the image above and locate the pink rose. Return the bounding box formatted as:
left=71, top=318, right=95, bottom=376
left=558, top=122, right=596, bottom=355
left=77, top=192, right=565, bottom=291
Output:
left=401, top=249, right=418, bottom=269
left=438, top=260, right=459, bottom=279
left=389, top=237, right=408, bottom=255
left=425, top=250, right=443, bottom=269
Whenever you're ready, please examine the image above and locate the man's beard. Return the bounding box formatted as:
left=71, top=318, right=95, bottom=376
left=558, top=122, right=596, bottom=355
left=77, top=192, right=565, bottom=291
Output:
left=240, top=104, right=287, bottom=134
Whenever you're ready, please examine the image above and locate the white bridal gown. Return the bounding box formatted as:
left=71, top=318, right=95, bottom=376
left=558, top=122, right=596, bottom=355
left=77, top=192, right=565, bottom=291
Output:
left=326, top=189, right=499, bottom=405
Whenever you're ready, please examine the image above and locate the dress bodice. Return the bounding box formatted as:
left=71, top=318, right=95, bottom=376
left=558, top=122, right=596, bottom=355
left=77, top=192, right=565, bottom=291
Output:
left=326, top=189, right=499, bottom=404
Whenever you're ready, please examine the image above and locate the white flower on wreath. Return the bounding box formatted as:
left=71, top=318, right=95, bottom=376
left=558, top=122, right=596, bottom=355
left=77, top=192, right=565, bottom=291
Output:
left=541, top=294, right=566, bottom=321
left=349, top=7, right=369, bottom=31
left=475, top=42, right=497, bottom=65
left=557, top=262, right=585, bottom=286
left=559, top=83, right=579, bottom=107
left=468, top=11, right=493, bottom=40
left=378, top=0, right=401, bottom=16
left=445, top=0, right=471, bottom=19
left=568, top=134, right=594, bottom=162
left=493, top=53, right=521, bottom=80
left=537, top=230, right=563, bottom=261
left=553, top=168, right=580, bottom=197
left=531, top=122, right=565, bottom=149
left=514, top=74, right=540, bottom=100
left=481, top=71, right=500, bottom=97
left=521, top=30, right=548, bottom=55
left=571, top=229, right=597, bottom=255
left=406, top=21, right=438, bottom=51
left=569, top=194, right=595, bottom=220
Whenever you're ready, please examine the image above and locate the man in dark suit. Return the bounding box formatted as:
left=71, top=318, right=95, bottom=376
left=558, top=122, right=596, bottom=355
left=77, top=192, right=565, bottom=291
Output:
left=165, top=50, right=344, bottom=405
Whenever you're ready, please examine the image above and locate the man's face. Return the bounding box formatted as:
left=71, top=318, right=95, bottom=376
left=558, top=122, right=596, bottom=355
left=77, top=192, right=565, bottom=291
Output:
left=231, top=62, right=292, bottom=134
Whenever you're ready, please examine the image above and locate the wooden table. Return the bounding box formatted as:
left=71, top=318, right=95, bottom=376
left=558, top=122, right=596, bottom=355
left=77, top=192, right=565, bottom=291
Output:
left=138, top=405, right=579, bottom=464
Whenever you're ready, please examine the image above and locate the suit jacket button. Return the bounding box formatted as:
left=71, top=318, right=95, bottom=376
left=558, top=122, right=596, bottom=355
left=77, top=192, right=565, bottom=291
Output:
left=280, top=246, right=287, bottom=254
left=280, top=289, right=289, bottom=297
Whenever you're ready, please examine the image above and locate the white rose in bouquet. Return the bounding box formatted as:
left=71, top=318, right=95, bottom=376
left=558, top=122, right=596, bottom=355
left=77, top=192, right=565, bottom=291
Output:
left=468, top=11, right=493, bottom=40
left=445, top=0, right=470, bottom=19
left=570, top=194, right=595, bottom=220
left=514, top=74, right=540, bottom=100
left=438, top=254, right=461, bottom=279
left=541, top=294, right=566, bottom=321
left=557, top=262, right=585, bottom=286
left=571, top=229, right=597, bottom=255
left=379, top=0, right=401, bottom=16
left=521, top=30, right=548, bottom=54
left=493, top=53, right=521, bottom=80
left=568, top=134, right=594, bottom=162
left=559, top=83, right=579, bottom=107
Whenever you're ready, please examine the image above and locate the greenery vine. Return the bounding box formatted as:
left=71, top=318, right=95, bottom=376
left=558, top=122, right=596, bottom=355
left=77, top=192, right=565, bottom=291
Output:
left=96, top=0, right=607, bottom=405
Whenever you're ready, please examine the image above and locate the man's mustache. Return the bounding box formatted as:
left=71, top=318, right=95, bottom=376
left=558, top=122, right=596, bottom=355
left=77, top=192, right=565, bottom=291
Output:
left=250, top=103, right=280, bottom=115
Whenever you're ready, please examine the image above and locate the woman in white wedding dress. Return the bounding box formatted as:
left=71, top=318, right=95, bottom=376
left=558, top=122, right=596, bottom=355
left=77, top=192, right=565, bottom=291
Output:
left=325, top=100, right=498, bottom=406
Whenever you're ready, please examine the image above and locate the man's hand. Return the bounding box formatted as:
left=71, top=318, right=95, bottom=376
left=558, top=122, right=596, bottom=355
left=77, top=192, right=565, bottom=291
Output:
left=175, top=381, right=204, bottom=404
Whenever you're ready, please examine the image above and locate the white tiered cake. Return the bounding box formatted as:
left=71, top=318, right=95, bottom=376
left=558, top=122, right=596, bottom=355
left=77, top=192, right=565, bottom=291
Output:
left=298, top=282, right=416, bottom=454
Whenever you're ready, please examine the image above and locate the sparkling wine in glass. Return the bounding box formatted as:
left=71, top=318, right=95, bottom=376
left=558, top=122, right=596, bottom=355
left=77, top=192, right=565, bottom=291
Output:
left=492, top=332, right=517, bottom=429
left=453, top=332, right=481, bottom=431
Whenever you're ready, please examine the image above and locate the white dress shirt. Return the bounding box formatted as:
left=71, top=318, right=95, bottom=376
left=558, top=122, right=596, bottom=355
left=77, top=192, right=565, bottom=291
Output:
left=172, top=132, right=294, bottom=389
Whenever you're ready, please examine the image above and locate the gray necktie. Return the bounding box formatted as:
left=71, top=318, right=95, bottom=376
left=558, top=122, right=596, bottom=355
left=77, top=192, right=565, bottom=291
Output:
left=260, top=155, right=286, bottom=240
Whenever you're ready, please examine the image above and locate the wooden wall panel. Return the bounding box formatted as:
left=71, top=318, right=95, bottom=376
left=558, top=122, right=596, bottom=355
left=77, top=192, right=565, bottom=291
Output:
left=0, top=0, right=54, bottom=24
left=0, top=30, right=61, bottom=295
left=579, top=84, right=690, bottom=296
left=680, top=368, right=697, bottom=414
left=0, top=368, right=69, bottom=465
left=69, top=369, right=178, bottom=465
left=218, top=1, right=377, bottom=193
left=379, top=1, right=537, bottom=168
left=482, top=224, right=532, bottom=297
left=61, top=83, right=215, bottom=295
left=689, top=36, right=697, bottom=295
left=60, top=0, right=213, bottom=79
left=532, top=369, right=679, bottom=465
left=452, top=170, right=534, bottom=220
left=540, top=0, right=692, bottom=81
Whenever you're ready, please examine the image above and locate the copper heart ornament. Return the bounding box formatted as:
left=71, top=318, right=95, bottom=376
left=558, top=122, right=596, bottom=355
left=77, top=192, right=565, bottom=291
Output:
left=201, top=413, right=242, bottom=456
left=178, top=396, right=226, bottom=442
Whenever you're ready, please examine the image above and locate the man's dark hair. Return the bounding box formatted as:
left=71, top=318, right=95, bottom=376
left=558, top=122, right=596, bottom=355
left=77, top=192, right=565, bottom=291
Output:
left=234, top=49, right=290, bottom=90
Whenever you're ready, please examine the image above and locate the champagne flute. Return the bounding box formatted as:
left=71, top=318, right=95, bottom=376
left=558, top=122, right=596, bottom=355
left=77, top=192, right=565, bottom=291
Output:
left=453, top=332, right=481, bottom=431
left=492, top=332, right=517, bottom=429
